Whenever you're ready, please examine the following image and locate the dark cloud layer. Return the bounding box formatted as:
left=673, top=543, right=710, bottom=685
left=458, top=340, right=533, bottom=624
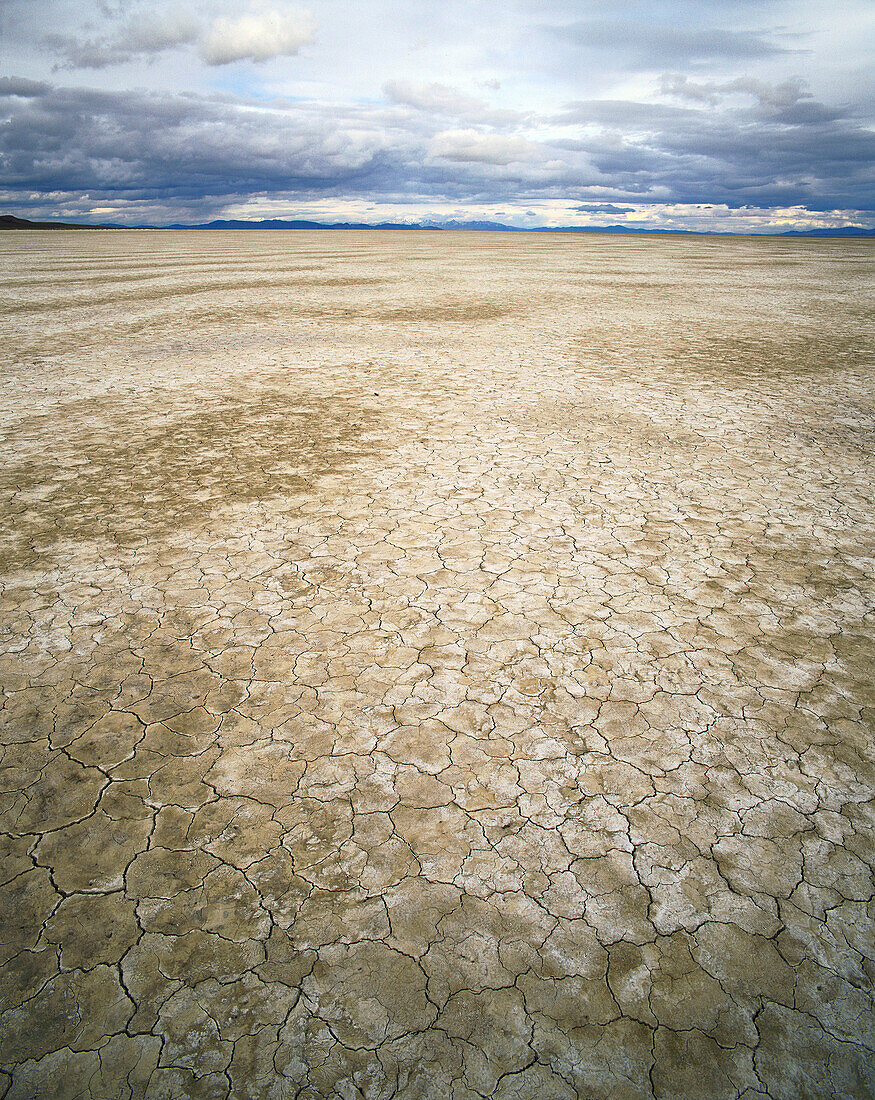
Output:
left=0, top=76, right=52, bottom=97
left=575, top=203, right=633, bottom=216
left=0, top=84, right=395, bottom=197
left=0, top=75, right=872, bottom=222
left=547, top=19, right=791, bottom=67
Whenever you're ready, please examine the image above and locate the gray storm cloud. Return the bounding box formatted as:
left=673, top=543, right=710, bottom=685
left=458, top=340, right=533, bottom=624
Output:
left=2, top=78, right=871, bottom=219
left=548, top=19, right=791, bottom=67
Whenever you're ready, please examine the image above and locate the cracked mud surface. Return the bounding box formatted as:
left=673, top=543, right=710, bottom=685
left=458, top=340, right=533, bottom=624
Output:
left=1, top=229, right=873, bottom=1099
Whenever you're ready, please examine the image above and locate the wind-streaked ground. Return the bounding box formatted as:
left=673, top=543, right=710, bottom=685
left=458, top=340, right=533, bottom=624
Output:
left=0, top=229, right=873, bottom=1100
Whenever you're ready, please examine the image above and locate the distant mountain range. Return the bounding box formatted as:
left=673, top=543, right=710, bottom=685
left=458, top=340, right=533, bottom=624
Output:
left=2, top=212, right=874, bottom=238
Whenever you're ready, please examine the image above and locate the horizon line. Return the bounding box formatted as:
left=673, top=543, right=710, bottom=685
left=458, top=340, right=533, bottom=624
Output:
left=1, top=213, right=873, bottom=239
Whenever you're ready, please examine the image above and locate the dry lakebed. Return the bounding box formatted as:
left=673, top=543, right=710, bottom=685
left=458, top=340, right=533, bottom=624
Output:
left=0, top=229, right=873, bottom=1099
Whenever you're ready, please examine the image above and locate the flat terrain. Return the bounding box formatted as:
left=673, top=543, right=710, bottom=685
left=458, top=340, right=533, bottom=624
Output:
left=0, top=229, right=873, bottom=1099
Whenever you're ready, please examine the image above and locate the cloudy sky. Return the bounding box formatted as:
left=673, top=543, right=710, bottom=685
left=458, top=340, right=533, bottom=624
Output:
left=1, top=0, right=873, bottom=230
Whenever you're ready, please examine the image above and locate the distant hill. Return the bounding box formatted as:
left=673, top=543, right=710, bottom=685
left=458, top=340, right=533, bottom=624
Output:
left=0, top=214, right=103, bottom=230
left=2, top=213, right=873, bottom=237
left=775, top=226, right=875, bottom=237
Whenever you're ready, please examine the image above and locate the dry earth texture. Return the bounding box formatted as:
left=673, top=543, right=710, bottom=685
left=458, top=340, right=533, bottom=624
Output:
left=0, top=229, right=873, bottom=1100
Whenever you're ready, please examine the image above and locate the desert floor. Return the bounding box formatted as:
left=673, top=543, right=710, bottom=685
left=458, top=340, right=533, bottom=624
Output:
left=0, top=229, right=873, bottom=1099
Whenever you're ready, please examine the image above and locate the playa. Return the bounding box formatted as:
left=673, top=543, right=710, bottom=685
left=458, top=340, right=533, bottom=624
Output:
left=1, top=229, right=873, bottom=1098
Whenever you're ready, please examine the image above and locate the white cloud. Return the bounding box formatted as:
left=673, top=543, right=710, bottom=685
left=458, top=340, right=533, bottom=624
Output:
left=385, top=81, right=481, bottom=115
left=429, top=129, right=540, bottom=164
left=384, top=80, right=522, bottom=125
left=48, top=6, right=315, bottom=70
left=199, top=9, right=315, bottom=66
